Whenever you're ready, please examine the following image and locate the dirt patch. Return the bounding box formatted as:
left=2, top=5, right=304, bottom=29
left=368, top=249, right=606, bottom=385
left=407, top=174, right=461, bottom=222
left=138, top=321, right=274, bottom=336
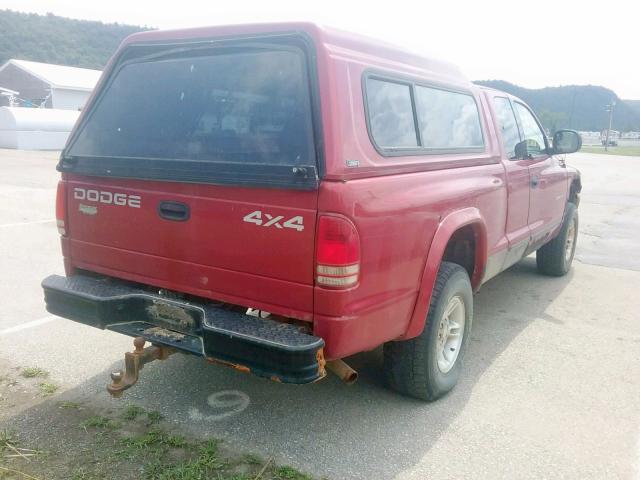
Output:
left=142, top=326, right=186, bottom=342
left=0, top=362, right=317, bottom=480
left=0, top=360, right=56, bottom=422
left=146, top=301, right=196, bottom=331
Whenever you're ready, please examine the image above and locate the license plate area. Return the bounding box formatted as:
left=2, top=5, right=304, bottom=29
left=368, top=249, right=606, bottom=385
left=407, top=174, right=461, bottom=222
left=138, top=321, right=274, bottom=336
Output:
left=107, top=296, right=205, bottom=337
left=143, top=299, right=201, bottom=335
left=108, top=321, right=203, bottom=355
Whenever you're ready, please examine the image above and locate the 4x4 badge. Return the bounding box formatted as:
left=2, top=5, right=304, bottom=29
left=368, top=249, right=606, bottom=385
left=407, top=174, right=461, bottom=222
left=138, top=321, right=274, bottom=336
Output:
left=243, top=210, right=304, bottom=231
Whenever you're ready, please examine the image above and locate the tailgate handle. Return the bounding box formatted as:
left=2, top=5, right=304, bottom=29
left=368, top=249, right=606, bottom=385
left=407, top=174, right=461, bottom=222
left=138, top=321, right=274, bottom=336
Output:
left=158, top=201, right=190, bottom=222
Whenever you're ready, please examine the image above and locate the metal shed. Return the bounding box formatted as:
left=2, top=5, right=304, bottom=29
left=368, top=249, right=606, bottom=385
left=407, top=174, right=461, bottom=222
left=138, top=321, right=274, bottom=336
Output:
left=0, top=59, right=101, bottom=110
left=0, top=107, right=80, bottom=150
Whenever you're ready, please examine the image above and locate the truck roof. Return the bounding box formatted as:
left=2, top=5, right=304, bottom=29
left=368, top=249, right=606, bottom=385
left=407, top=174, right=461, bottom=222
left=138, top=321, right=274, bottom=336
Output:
left=120, top=22, right=468, bottom=85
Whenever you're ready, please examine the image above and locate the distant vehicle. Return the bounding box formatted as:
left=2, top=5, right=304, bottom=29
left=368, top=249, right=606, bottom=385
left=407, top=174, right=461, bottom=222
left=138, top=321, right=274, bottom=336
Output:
left=601, top=129, right=619, bottom=146
left=621, top=131, right=640, bottom=139
left=42, top=22, right=582, bottom=402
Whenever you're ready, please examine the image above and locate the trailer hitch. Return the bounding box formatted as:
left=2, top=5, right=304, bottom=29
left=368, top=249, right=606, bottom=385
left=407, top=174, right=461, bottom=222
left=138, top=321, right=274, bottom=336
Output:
left=107, top=337, right=174, bottom=398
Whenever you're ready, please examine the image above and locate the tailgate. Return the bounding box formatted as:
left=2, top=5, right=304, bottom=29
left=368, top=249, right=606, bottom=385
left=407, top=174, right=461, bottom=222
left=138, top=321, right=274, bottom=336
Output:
left=65, top=176, right=318, bottom=315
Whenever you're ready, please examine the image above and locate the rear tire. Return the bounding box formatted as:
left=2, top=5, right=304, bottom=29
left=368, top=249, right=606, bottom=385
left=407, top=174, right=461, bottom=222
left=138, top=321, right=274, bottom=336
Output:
left=383, top=262, right=473, bottom=401
left=536, top=203, right=578, bottom=276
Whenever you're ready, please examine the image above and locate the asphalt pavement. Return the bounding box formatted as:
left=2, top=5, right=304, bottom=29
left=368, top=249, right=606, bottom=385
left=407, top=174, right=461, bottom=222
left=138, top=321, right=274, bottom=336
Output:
left=0, top=150, right=639, bottom=479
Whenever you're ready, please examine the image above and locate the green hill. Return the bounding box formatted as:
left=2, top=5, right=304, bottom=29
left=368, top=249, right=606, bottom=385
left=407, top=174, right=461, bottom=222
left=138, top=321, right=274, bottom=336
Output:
left=627, top=100, right=640, bottom=118
left=0, top=9, right=149, bottom=69
left=475, top=80, right=640, bottom=133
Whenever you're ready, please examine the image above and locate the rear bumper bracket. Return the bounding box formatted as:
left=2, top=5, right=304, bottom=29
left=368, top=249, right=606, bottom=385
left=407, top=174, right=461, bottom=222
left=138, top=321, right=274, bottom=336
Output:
left=42, top=274, right=326, bottom=384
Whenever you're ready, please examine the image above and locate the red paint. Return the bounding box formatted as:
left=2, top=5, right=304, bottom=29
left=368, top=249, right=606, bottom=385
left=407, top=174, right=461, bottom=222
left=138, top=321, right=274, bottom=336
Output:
left=57, top=23, right=580, bottom=360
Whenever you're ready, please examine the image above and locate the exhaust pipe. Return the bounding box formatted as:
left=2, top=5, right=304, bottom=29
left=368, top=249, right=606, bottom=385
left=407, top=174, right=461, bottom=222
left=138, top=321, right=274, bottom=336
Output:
left=326, top=359, right=358, bottom=385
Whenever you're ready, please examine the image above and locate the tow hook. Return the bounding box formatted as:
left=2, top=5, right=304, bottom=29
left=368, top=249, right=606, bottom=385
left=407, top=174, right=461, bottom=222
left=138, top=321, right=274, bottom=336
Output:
left=107, top=337, right=174, bottom=398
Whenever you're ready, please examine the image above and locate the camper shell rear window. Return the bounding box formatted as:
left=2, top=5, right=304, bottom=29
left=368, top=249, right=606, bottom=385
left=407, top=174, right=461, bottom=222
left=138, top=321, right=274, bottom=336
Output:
left=61, top=36, right=321, bottom=189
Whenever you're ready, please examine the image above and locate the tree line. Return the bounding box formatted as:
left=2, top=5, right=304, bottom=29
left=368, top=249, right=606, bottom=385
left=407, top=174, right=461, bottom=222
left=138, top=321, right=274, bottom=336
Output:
left=0, top=9, right=148, bottom=69
left=475, top=80, right=640, bottom=133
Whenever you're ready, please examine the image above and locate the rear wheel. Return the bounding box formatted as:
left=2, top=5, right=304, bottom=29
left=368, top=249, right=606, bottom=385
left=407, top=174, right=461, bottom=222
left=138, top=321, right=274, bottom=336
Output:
left=536, top=203, right=578, bottom=276
left=383, top=262, right=472, bottom=401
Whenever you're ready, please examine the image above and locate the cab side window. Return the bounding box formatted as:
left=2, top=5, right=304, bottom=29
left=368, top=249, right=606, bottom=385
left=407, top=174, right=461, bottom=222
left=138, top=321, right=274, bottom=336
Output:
left=493, top=97, right=521, bottom=160
left=513, top=102, right=547, bottom=157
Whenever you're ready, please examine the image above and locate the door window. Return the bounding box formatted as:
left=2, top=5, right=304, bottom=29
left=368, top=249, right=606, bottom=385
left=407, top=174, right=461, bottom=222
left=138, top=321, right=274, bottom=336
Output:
left=513, top=102, right=547, bottom=157
left=493, top=97, right=521, bottom=160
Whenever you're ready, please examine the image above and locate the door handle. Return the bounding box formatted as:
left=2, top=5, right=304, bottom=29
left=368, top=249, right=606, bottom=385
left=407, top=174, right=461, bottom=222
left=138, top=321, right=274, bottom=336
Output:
left=158, top=201, right=190, bottom=221
left=531, top=176, right=539, bottom=188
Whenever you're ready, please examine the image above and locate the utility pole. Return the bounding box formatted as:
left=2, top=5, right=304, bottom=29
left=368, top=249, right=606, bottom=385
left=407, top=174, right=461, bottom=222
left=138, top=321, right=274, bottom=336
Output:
left=605, top=101, right=616, bottom=151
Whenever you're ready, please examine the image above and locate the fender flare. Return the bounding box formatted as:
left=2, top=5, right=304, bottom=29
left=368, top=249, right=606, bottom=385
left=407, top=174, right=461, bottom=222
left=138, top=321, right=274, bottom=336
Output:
left=401, top=207, right=488, bottom=340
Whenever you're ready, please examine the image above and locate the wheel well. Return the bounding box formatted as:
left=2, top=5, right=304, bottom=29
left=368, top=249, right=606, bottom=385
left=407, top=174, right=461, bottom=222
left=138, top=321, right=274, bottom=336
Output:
left=442, top=225, right=476, bottom=281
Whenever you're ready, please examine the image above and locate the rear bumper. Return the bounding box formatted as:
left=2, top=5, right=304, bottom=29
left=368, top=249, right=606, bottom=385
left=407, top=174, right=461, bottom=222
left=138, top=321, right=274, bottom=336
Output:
left=42, top=274, right=325, bottom=384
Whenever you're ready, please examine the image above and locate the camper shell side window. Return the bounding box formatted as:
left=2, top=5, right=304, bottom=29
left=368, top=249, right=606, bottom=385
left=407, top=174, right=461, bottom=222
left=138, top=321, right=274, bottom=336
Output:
left=363, top=72, right=485, bottom=157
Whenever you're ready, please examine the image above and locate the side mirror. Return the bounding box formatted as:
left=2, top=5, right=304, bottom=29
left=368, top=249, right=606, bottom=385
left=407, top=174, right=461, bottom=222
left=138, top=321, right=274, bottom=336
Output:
left=514, top=140, right=530, bottom=160
left=552, top=130, right=582, bottom=155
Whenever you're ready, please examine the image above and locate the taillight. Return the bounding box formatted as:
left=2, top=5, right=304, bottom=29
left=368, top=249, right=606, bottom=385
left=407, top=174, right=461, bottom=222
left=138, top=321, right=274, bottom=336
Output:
left=56, top=180, right=67, bottom=236
left=316, top=215, right=360, bottom=288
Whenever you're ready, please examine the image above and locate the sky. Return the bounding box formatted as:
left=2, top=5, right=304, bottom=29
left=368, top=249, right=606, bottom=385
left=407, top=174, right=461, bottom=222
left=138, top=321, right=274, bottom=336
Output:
left=4, top=0, right=640, bottom=99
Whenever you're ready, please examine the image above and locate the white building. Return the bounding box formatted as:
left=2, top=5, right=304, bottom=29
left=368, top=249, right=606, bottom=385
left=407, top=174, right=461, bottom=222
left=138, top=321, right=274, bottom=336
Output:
left=0, top=59, right=101, bottom=110
left=0, top=106, right=80, bottom=150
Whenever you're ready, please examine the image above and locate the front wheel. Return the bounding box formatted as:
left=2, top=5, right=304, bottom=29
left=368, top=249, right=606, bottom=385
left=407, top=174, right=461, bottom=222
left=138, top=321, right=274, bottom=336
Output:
left=383, top=262, right=473, bottom=401
left=536, top=203, right=578, bottom=276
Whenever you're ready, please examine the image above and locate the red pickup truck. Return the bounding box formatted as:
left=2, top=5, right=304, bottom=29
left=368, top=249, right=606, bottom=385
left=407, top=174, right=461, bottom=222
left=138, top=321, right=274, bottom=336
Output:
left=42, top=23, right=582, bottom=401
